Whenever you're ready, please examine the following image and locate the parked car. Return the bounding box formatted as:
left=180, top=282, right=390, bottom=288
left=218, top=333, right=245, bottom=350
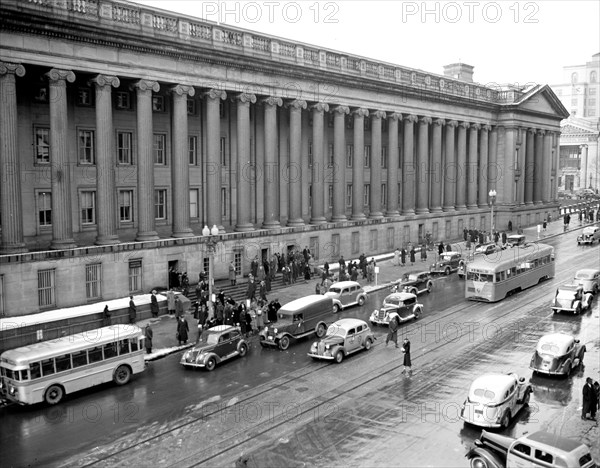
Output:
left=530, top=333, right=585, bottom=376
left=577, top=226, right=600, bottom=245
left=505, top=234, right=526, bottom=248
left=474, top=243, right=504, bottom=256
left=392, top=271, right=433, bottom=296
left=551, top=283, right=593, bottom=315
left=574, top=268, right=600, bottom=294
left=324, top=281, right=367, bottom=313
left=466, top=430, right=596, bottom=468
left=307, top=318, right=374, bottom=363
left=259, top=295, right=332, bottom=350
left=430, top=251, right=463, bottom=275
left=180, top=325, right=248, bottom=371
left=460, top=373, right=531, bottom=429
left=370, top=291, right=423, bottom=326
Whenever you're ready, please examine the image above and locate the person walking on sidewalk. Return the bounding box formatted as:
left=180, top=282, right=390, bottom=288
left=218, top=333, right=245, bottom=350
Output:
left=128, top=296, right=136, bottom=324
left=175, top=295, right=184, bottom=318
left=167, top=288, right=175, bottom=315
left=176, top=316, right=189, bottom=345
left=582, top=377, right=597, bottom=420
left=150, top=290, right=159, bottom=318
left=400, top=247, right=406, bottom=267
left=386, top=315, right=399, bottom=347
left=401, top=337, right=412, bottom=376
left=229, top=261, right=237, bottom=286
left=144, top=324, right=153, bottom=354
left=103, top=305, right=111, bottom=327
left=410, top=247, right=416, bottom=266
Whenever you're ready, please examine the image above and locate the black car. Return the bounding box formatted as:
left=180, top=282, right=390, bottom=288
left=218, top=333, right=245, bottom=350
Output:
left=393, top=271, right=433, bottom=295
left=180, top=325, right=248, bottom=371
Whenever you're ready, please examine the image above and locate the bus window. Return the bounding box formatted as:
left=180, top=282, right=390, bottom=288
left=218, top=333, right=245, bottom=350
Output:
left=55, top=354, right=72, bottom=372
left=118, top=340, right=130, bottom=355
left=129, top=338, right=139, bottom=352
left=511, top=267, right=517, bottom=276
left=103, top=343, right=118, bottom=359
left=72, top=350, right=88, bottom=368
left=89, top=346, right=103, bottom=363
left=41, top=358, right=56, bottom=376
left=495, top=273, right=501, bottom=282
left=30, top=362, right=41, bottom=379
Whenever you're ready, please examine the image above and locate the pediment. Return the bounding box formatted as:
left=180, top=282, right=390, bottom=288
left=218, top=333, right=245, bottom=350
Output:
left=561, top=124, right=597, bottom=135
left=513, top=85, right=570, bottom=119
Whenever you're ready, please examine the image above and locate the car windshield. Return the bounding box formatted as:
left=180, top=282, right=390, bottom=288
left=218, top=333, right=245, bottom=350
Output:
left=407, top=274, right=419, bottom=281
left=200, top=332, right=220, bottom=345
left=325, top=325, right=346, bottom=338
left=539, top=343, right=560, bottom=355
left=575, top=272, right=593, bottom=279
left=329, top=287, right=342, bottom=294
left=441, top=254, right=454, bottom=261
left=277, top=313, right=294, bottom=323
left=385, top=297, right=403, bottom=306
left=557, top=289, right=577, bottom=299
left=472, top=388, right=496, bottom=402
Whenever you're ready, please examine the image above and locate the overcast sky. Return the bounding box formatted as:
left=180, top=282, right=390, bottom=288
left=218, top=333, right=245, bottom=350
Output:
left=132, top=0, right=599, bottom=87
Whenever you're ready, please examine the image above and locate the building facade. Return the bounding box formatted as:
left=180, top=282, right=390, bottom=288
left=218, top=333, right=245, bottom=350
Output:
left=0, top=0, right=568, bottom=316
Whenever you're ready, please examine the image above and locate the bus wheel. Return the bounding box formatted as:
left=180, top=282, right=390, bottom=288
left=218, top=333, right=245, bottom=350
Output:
left=113, top=365, right=132, bottom=385
left=45, top=384, right=64, bottom=405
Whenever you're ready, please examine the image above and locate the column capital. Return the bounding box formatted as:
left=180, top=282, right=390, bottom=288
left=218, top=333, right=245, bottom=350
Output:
left=332, top=105, right=350, bottom=115
left=352, top=107, right=369, bottom=118
left=537, top=129, right=547, bottom=136
left=234, top=92, right=257, bottom=104
left=404, top=114, right=418, bottom=123
left=203, top=88, right=227, bottom=100
left=372, top=110, right=387, bottom=120
left=287, top=99, right=307, bottom=110
left=527, top=127, right=537, bottom=135
left=459, top=121, right=470, bottom=129
left=131, top=79, right=160, bottom=92
left=170, top=84, right=196, bottom=97
left=433, top=118, right=445, bottom=127
left=89, top=74, right=120, bottom=89
left=388, top=112, right=402, bottom=121
left=481, top=124, right=492, bottom=132
left=262, top=96, right=283, bottom=107
left=311, top=102, right=329, bottom=113
left=46, top=68, right=75, bottom=83
left=0, top=62, right=25, bottom=77
left=446, top=119, right=459, bottom=128
left=470, top=123, right=481, bottom=131
left=419, top=116, right=432, bottom=125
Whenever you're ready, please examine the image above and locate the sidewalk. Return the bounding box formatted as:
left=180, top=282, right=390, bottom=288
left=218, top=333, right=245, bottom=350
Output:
left=142, top=217, right=598, bottom=361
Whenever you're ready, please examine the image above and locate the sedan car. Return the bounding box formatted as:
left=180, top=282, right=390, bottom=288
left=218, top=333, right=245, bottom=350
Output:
left=530, top=333, right=585, bottom=376
left=474, top=243, right=504, bottom=256
left=180, top=325, right=248, bottom=371
left=460, top=373, right=531, bottom=429
left=307, top=318, right=374, bottom=363
left=324, top=281, right=367, bottom=313
left=392, top=271, right=433, bottom=296
left=370, top=291, right=423, bottom=326
left=574, top=268, right=600, bottom=294
left=551, top=283, right=593, bottom=315
left=430, top=251, right=463, bottom=275
left=577, top=226, right=600, bottom=245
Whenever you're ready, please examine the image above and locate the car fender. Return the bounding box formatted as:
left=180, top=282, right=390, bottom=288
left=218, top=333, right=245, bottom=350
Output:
left=583, top=293, right=593, bottom=308
left=236, top=341, right=248, bottom=352
left=573, top=300, right=582, bottom=311
left=204, top=351, right=222, bottom=364
left=358, top=292, right=367, bottom=303
left=332, top=298, right=343, bottom=310
left=465, top=447, right=504, bottom=468
left=413, top=304, right=423, bottom=316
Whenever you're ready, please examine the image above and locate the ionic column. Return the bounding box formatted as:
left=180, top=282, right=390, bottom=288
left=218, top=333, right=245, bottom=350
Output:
left=430, top=118, right=444, bottom=213
left=501, top=127, right=516, bottom=206
left=262, top=96, right=283, bottom=228
left=534, top=130, right=544, bottom=204
left=415, top=116, right=432, bottom=214
left=543, top=131, right=553, bottom=203
left=170, top=84, right=195, bottom=237
left=455, top=122, right=469, bottom=210
left=515, top=129, right=525, bottom=206
left=204, top=89, right=227, bottom=231
left=386, top=113, right=402, bottom=218
left=488, top=126, right=498, bottom=193
left=467, top=123, right=480, bottom=209
left=287, top=99, right=307, bottom=226
left=332, top=105, right=350, bottom=222
left=310, top=102, right=329, bottom=224
left=351, top=108, right=368, bottom=220
left=551, top=133, right=559, bottom=201
left=580, top=144, right=589, bottom=191
left=235, top=93, right=257, bottom=231
left=0, top=63, right=27, bottom=253
left=478, top=125, right=491, bottom=207
left=132, top=79, right=160, bottom=241
left=402, top=115, right=418, bottom=215
left=443, top=120, right=458, bottom=212
left=47, top=69, right=77, bottom=249
left=524, top=128, right=535, bottom=205
left=370, top=110, right=386, bottom=218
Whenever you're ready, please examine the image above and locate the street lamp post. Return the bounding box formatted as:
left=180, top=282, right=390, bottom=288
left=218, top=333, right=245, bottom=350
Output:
left=202, top=224, right=220, bottom=306
left=489, top=189, right=497, bottom=241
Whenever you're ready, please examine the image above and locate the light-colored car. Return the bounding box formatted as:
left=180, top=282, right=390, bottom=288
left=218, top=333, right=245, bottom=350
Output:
left=474, top=243, right=504, bottom=256
left=180, top=325, right=248, bottom=371
left=574, top=268, right=600, bottom=294
left=466, top=430, right=596, bottom=468
left=324, top=281, right=367, bottom=313
left=505, top=234, right=526, bottom=247
left=460, top=373, right=531, bottom=428
left=551, top=283, right=593, bottom=314
left=370, top=292, right=423, bottom=326
left=577, top=226, right=600, bottom=245
left=307, top=318, right=374, bottom=363
left=530, top=333, right=585, bottom=376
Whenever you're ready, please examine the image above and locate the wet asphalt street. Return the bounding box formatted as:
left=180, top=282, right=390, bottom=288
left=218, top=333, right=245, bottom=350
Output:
left=1, top=230, right=599, bottom=467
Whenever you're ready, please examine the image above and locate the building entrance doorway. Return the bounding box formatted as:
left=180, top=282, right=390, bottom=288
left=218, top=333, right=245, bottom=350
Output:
left=168, top=260, right=179, bottom=289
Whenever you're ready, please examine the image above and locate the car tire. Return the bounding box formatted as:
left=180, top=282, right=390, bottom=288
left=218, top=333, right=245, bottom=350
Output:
left=564, top=362, right=572, bottom=376
left=332, top=304, right=340, bottom=313
left=575, top=304, right=582, bottom=315
left=427, top=282, right=432, bottom=293
left=238, top=343, right=248, bottom=357
left=315, top=323, right=326, bottom=339
left=364, top=338, right=373, bottom=350
left=358, top=296, right=366, bottom=306
left=45, top=384, right=64, bottom=405
left=279, top=336, right=290, bottom=351
left=414, top=308, right=421, bottom=320
left=500, top=410, right=511, bottom=429
left=445, top=267, right=451, bottom=276
left=205, top=357, right=216, bottom=371
left=522, top=390, right=530, bottom=406
left=113, top=365, right=131, bottom=386
left=334, top=351, right=344, bottom=364
left=593, top=284, right=598, bottom=295
left=469, top=456, right=492, bottom=468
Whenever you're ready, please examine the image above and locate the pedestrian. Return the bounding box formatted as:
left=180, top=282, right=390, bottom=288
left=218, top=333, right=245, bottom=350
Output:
left=229, top=261, right=236, bottom=286
left=167, top=288, right=175, bottom=315
left=259, top=280, right=268, bottom=302
left=582, top=377, right=597, bottom=420
left=420, top=244, right=427, bottom=262
left=542, top=219, right=547, bottom=232
left=400, top=247, right=406, bottom=267
left=128, top=296, right=136, bottom=324
left=321, top=267, right=328, bottom=286
left=315, top=282, right=321, bottom=295
left=446, top=243, right=452, bottom=253
left=246, top=276, right=256, bottom=301
left=175, top=295, right=184, bottom=318
left=401, top=337, right=412, bottom=376
left=103, top=305, right=111, bottom=327
left=386, top=314, right=399, bottom=348
left=593, top=381, right=600, bottom=415
left=240, top=305, right=247, bottom=337
left=324, top=261, right=329, bottom=278
left=410, top=247, right=416, bottom=266
left=150, top=290, right=159, bottom=318
left=394, top=248, right=400, bottom=266
left=144, top=324, right=153, bottom=354
left=176, top=316, right=189, bottom=345
left=438, top=242, right=444, bottom=258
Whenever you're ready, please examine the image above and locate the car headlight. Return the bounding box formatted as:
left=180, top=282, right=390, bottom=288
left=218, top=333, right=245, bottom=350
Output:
left=325, top=344, right=330, bottom=350
left=274, top=328, right=278, bottom=334
left=9, top=386, right=16, bottom=395
left=264, top=326, right=268, bottom=332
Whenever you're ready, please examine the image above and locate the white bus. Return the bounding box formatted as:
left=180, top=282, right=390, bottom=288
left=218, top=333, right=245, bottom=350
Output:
left=0, top=325, right=146, bottom=405
left=465, top=243, right=555, bottom=302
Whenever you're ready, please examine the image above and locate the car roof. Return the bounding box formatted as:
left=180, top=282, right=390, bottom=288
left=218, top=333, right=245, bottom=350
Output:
left=575, top=268, right=600, bottom=276
left=330, top=281, right=361, bottom=288
left=406, top=271, right=429, bottom=276
left=279, top=294, right=331, bottom=312
left=537, top=333, right=574, bottom=351
left=470, top=373, right=517, bottom=391
left=582, top=226, right=599, bottom=234
left=330, top=318, right=368, bottom=330
left=207, top=325, right=237, bottom=333
left=507, top=234, right=526, bottom=239
left=385, top=292, right=417, bottom=301
left=557, top=283, right=581, bottom=292
left=441, top=251, right=460, bottom=256
left=522, top=431, right=583, bottom=453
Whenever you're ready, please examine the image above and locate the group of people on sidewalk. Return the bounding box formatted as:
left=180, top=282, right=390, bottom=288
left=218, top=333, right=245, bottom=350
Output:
left=582, top=377, right=600, bottom=421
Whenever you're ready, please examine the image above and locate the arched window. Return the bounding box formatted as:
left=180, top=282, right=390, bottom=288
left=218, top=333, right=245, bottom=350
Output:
left=571, top=72, right=578, bottom=84
left=590, top=71, right=597, bottom=83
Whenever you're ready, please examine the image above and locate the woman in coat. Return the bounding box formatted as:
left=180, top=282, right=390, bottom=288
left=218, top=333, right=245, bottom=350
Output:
left=177, top=317, right=189, bottom=345
left=150, top=291, right=159, bottom=318
left=144, top=324, right=153, bottom=354
left=400, top=248, right=406, bottom=267
left=402, top=338, right=412, bottom=375
left=409, top=248, right=416, bottom=266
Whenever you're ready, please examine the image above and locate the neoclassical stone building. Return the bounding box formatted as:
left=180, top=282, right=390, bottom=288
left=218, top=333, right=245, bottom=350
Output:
left=0, top=0, right=568, bottom=316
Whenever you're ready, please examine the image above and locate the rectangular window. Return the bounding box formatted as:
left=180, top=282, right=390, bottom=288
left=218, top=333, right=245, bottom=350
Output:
left=34, top=126, right=50, bottom=164
left=117, top=131, right=133, bottom=165
left=116, top=91, right=130, bottom=110
left=381, top=184, right=387, bottom=206
left=88, top=346, right=103, bottom=363
left=346, top=144, right=354, bottom=167
left=328, top=185, right=333, bottom=208
left=85, top=263, right=102, bottom=300
left=55, top=354, right=72, bottom=373
left=103, top=343, right=118, bottom=359
left=364, top=145, right=371, bottom=168
left=38, top=269, right=56, bottom=308
left=382, top=146, right=388, bottom=168
left=152, top=95, right=164, bottom=112
left=346, top=184, right=353, bottom=206
left=369, top=229, right=378, bottom=250
left=220, top=137, right=227, bottom=166
left=119, top=190, right=133, bottom=223
left=219, top=101, right=226, bottom=119
left=364, top=184, right=370, bottom=206
left=386, top=227, right=394, bottom=249
left=38, top=192, right=52, bottom=227
left=41, top=358, right=55, bottom=376
left=78, top=129, right=95, bottom=164
left=153, top=134, right=166, bottom=165
left=128, top=259, right=142, bottom=293
left=154, top=189, right=167, bottom=220
left=221, top=187, right=227, bottom=217
left=80, top=191, right=96, bottom=225
left=187, top=98, right=196, bottom=115
left=77, top=87, right=93, bottom=106
left=308, top=141, right=313, bottom=167
left=190, top=189, right=199, bottom=219
left=189, top=136, right=198, bottom=165
left=351, top=231, right=360, bottom=254
left=72, top=350, right=88, bottom=368
left=328, top=144, right=334, bottom=167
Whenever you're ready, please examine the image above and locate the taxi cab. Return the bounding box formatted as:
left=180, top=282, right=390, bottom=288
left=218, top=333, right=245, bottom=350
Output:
left=307, top=318, right=374, bottom=363
left=370, top=292, right=423, bottom=326
left=530, top=333, right=585, bottom=376
left=324, top=281, right=367, bottom=313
